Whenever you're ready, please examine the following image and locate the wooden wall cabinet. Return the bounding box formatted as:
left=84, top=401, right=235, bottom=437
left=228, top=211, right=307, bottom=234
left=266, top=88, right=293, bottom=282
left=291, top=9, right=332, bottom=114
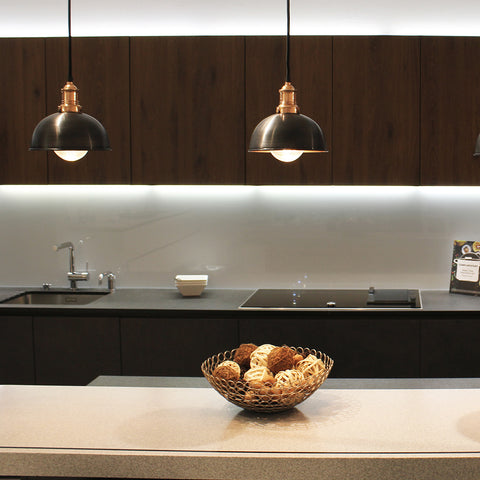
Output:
left=0, top=38, right=47, bottom=184
left=421, top=37, right=480, bottom=185
left=245, top=36, right=333, bottom=185
left=130, top=37, right=245, bottom=185
left=45, top=37, right=131, bottom=184
left=3, top=35, right=480, bottom=186
left=332, top=36, right=420, bottom=185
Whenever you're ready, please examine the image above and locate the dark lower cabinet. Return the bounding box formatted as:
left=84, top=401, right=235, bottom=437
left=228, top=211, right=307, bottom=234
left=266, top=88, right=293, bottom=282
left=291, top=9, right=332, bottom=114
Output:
left=34, top=316, right=121, bottom=385
left=239, top=313, right=421, bottom=378
left=0, top=316, right=34, bottom=384
left=4, top=310, right=480, bottom=385
left=120, top=315, right=238, bottom=376
left=421, top=314, right=480, bottom=377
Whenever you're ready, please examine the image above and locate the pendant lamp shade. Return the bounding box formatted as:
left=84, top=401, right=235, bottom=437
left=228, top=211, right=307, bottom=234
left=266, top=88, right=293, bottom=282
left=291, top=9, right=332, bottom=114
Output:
left=29, top=0, right=110, bottom=161
left=30, top=111, right=111, bottom=153
left=248, top=0, right=327, bottom=162
left=249, top=112, right=327, bottom=152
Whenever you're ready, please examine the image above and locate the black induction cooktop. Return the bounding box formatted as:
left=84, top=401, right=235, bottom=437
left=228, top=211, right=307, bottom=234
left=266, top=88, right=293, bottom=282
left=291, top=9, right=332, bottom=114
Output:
left=239, top=288, right=422, bottom=310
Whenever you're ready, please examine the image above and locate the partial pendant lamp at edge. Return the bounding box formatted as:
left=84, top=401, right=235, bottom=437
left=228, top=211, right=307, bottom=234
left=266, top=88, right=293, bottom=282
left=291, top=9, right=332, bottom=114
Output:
left=475, top=134, right=480, bottom=156
left=248, top=0, right=327, bottom=163
left=29, top=0, right=110, bottom=162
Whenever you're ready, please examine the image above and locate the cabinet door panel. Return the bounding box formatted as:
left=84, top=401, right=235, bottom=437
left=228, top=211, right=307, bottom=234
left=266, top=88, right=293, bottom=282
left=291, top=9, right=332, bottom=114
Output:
left=239, top=314, right=420, bottom=378
left=0, top=39, right=47, bottom=184
left=246, top=36, right=332, bottom=185
left=421, top=37, right=480, bottom=185
left=121, top=316, right=238, bottom=376
left=421, top=316, right=480, bottom=377
left=131, top=37, right=245, bottom=185
left=34, top=316, right=121, bottom=385
left=45, top=37, right=130, bottom=184
left=333, top=36, right=420, bottom=185
left=0, top=316, right=34, bottom=384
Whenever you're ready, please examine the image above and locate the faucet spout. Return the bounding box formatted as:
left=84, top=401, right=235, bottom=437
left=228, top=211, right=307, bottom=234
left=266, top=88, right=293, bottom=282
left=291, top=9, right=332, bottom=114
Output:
left=53, top=242, right=75, bottom=274
left=53, top=241, right=89, bottom=290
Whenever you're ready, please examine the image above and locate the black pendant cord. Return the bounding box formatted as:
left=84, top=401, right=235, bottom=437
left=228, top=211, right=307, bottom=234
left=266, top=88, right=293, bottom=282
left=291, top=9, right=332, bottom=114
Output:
left=67, top=0, right=73, bottom=82
left=285, top=0, right=291, bottom=83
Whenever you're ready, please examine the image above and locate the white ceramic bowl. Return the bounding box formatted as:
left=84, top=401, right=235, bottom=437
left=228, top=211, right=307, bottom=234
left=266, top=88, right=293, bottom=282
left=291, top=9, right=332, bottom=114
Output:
left=175, top=282, right=206, bottom=296
left=175, top=274, right=208, bottom=283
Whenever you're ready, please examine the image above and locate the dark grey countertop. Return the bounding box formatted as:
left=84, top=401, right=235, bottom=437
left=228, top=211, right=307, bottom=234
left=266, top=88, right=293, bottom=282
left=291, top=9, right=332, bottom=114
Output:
left=0, top=287, right=478, bottom=312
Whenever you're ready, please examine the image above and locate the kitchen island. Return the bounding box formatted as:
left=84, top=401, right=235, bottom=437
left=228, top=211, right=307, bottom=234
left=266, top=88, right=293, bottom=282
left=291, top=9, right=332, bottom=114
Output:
left=1, top=378, right=480, bottom=480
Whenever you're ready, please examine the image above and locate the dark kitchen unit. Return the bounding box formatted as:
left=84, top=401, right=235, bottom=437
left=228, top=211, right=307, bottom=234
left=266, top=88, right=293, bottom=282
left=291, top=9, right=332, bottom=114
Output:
left=2, top=287, right=480, bottom=385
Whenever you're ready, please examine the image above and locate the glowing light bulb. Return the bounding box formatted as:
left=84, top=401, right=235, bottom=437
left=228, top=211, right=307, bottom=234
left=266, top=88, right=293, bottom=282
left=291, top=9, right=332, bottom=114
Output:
left=271, top=150, right=303, bottom=162
left=55, top=150, right=88, bottom=162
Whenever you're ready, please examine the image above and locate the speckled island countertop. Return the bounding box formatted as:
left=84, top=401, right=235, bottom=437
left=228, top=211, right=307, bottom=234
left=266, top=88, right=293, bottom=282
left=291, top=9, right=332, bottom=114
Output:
left=0, top=287, right=479, bottom=312
left=1, top=380, right=480, bottom=480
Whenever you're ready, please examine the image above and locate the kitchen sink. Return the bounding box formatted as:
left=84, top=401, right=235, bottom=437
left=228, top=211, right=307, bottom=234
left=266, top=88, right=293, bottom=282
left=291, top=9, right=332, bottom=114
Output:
left=1, top=291, right=110, bottom=305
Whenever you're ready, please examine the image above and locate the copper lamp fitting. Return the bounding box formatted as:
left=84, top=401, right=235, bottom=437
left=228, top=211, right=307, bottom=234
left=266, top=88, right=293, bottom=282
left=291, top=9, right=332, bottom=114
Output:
left=276, top=82, right=300, bottom=114
left=58, top=81, right=82, bottom=113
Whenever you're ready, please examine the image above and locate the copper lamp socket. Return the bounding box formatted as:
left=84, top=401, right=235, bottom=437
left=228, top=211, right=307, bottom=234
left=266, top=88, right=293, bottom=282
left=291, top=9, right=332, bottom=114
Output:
left=276, top=82, right=299, bottom=114
left=58, top=81, right=82, bottom=113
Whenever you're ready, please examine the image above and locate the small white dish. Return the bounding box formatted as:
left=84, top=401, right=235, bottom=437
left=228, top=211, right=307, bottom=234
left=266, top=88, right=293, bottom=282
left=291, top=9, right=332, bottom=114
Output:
left=175, top=274, right=208, bottom=296
left=175, top=274, right=208, bottom=284
left=175, top=282, right=206, bottom=296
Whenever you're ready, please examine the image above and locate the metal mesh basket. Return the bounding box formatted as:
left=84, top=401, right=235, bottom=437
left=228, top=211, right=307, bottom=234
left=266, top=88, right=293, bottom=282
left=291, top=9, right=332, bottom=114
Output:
left=201, top=347, right=334, bottom=413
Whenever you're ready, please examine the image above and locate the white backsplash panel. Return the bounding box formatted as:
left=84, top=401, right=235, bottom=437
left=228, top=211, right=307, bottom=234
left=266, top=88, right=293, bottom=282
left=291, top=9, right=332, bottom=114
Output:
left=0, top=185, right=478, bottom=290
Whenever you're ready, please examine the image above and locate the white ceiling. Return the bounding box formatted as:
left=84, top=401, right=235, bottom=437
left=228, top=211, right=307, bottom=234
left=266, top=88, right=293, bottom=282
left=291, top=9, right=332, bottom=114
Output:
left=2, top=0, right=480, bottom=37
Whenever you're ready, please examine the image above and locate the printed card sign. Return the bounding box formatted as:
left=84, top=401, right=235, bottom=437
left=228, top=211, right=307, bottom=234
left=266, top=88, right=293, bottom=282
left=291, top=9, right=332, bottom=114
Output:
left=450, top=240, right=480, bottom=295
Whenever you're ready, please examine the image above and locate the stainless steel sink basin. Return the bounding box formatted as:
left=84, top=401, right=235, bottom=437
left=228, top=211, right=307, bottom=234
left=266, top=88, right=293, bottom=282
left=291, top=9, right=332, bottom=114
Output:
left=1, top=291, right=109, bottom=305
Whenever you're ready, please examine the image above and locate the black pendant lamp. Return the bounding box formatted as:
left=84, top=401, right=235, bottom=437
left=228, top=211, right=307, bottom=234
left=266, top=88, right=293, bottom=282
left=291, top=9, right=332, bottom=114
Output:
left=30, top=0, right=110, bottom=162
left=249, top=0, right=327, bottom=163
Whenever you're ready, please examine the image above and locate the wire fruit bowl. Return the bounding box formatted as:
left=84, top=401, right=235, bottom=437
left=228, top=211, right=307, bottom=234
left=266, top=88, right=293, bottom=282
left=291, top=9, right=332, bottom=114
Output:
left=201, top=347, right=333, bottom=413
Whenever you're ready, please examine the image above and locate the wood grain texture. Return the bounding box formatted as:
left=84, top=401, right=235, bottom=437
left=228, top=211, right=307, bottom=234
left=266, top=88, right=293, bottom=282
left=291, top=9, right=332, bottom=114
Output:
left=421, top=37, right=480, bottom=185
left=239, top=314, right=420, bottom=378
left=333, top=36, right=420, bottom=185
left=421, top=315, right=480, bottom=377
left=46, top=37, right=130, bottom=184
left=0, top=316, right=35, bottom=384
left=121, top=316, right=238, bottom=376
left=0, top=38, right=47, bottom=184
left=246, top=36, right=332, bottom=185
left=131, top=37, right=245, bottom=185
left=34, top=316, right=121, bottom=386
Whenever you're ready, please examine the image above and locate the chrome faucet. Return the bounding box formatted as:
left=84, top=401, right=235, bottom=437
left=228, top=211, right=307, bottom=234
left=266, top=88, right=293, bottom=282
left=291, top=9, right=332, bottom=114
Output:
left=53, top=241, right=89, bottom=290
left=98, top=271, right=116, bottom=292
